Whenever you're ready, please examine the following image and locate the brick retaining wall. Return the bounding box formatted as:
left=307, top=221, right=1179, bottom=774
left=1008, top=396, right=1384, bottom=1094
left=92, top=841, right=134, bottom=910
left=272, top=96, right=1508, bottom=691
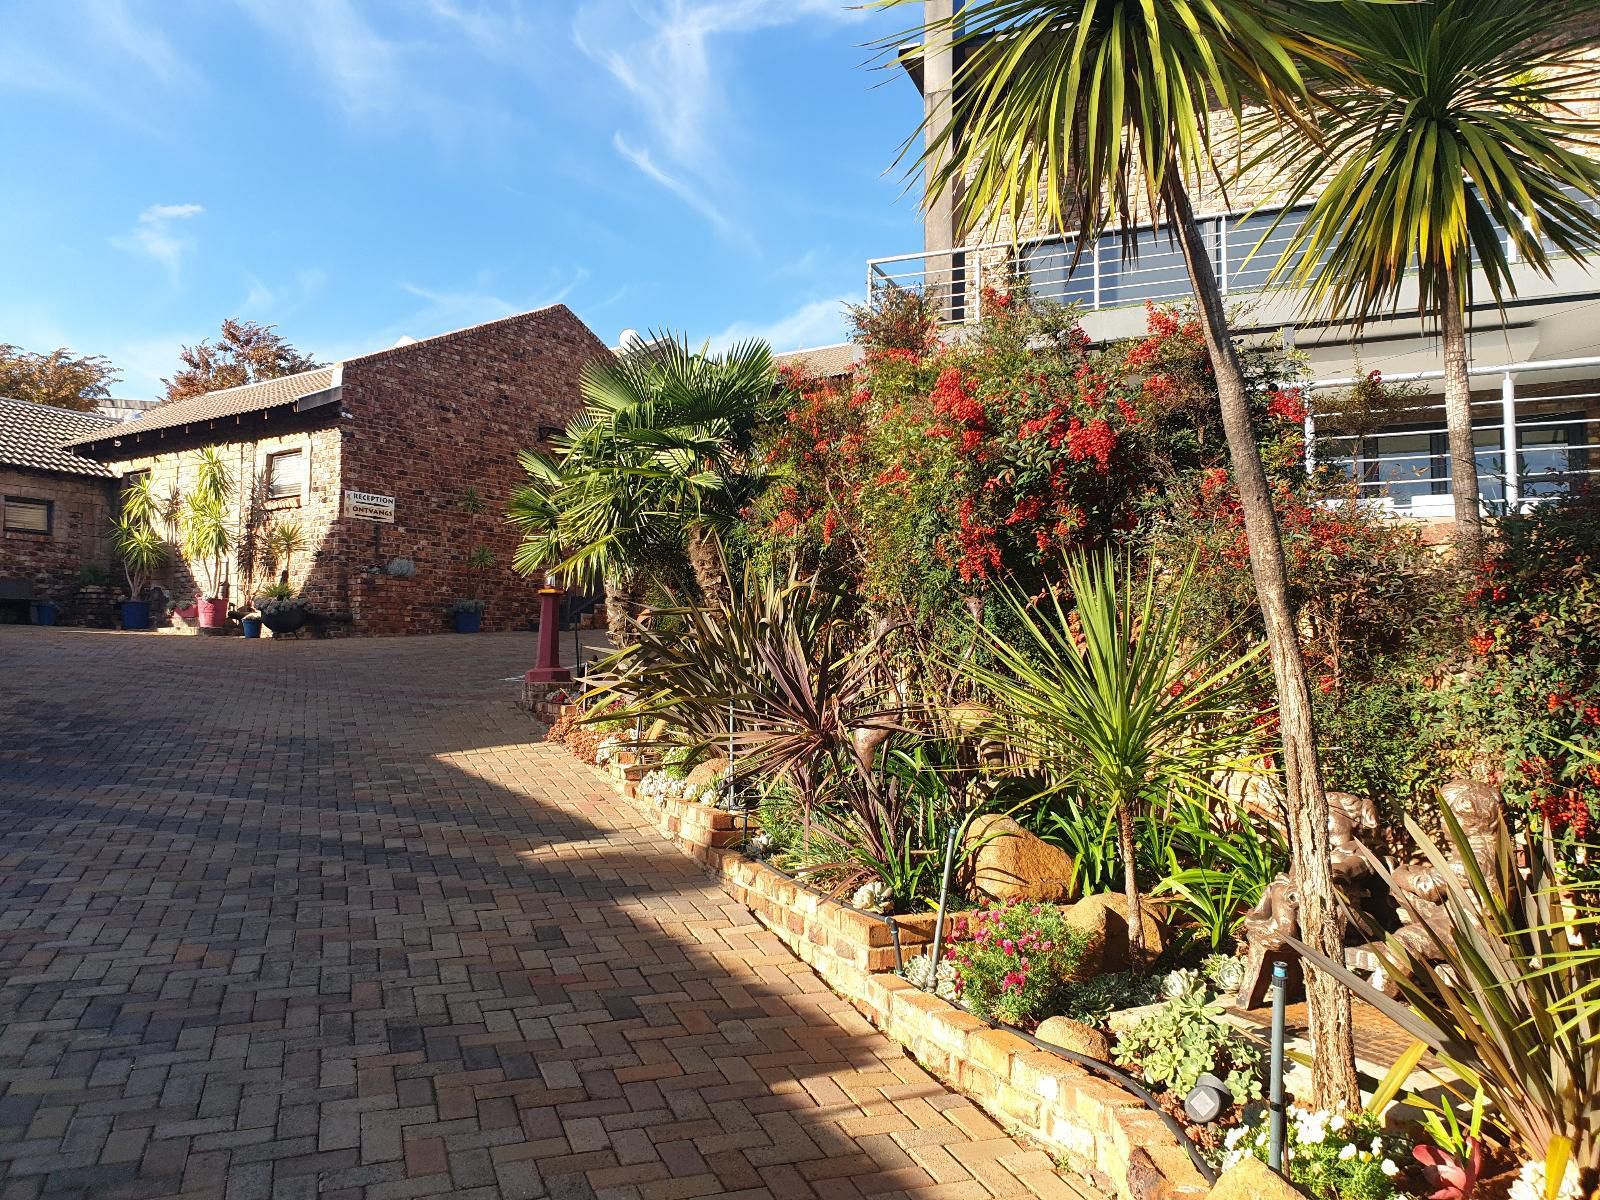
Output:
left=612, top=768, right=1210, bottom=1200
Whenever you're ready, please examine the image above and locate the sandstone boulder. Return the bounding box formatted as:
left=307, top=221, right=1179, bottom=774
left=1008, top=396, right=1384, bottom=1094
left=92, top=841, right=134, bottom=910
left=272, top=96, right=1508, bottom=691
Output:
left=1033, top=1015, right=1111, bottom=1062
left=962, top=814, right=1077, bottom=903
left=1064, top=892, right=1165, bottom=975
left=1207, top=1157, right=1307, bottom=1200
left=684, top=755, right=729, bottom=792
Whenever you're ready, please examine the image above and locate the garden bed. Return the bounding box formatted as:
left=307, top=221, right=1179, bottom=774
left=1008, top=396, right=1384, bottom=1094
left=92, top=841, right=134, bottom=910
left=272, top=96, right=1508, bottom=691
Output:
left=609, top=764, right=1212, bottom=1200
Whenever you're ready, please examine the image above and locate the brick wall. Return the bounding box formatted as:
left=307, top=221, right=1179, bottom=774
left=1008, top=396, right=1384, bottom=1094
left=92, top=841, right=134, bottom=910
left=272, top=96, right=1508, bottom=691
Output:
left=0, top=469, right=117, bottom=603
left=334, top=304, right=606, bottom=636
left=608, top=763, right=1208, bottom=1200
left=109, top=417, right=343, bottom=610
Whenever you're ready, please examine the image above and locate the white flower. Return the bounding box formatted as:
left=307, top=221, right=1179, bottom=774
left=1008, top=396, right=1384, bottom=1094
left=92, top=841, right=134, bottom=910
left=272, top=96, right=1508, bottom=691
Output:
left=1510, top=1159, right=1582, bottom=1200
left=851, top=880, right=894, bottom=913
left=1370, top=1137, right=1382, bottom=1155
left=1338, top=1143, right=1357, bottom=1161
left=1381, top=1160, right=1398, bottom=1178
left=1329, top=1113, right=1346, bottom=1132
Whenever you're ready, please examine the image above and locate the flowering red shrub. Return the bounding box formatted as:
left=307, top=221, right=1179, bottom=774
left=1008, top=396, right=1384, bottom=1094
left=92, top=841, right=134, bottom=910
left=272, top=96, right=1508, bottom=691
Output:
left=1427, top=489, right=1600, bottom=861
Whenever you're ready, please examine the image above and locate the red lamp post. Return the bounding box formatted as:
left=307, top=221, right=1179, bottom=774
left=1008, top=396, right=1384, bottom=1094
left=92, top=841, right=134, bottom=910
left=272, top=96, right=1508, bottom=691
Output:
left=525, top=583, right=571, bottom=685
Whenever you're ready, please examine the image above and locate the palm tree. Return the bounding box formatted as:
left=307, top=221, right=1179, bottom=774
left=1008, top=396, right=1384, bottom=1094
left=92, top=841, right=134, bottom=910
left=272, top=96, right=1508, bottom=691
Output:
left=966, top=553, right=1264, bottom=968
left=884, top=0, right=1362, bottom=1105
left=508, top=336, right=774, bottom=640
left=1260, top=0, right=1600, bottom=560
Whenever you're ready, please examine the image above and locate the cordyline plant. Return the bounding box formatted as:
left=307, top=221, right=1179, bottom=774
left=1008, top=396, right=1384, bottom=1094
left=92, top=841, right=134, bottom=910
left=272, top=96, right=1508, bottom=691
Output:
left=962, top=550, right=1266, bottom=969
left=590, top=572, right=910, bottom=865
left=1289, top=803, right=1600, bottom=1189
left=880, top=0, right=1362, bottom=1105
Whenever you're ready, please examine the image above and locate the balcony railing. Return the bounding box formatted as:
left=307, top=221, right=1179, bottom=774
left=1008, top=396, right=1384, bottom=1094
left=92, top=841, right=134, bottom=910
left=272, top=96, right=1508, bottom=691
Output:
left=869, top=194, right=1600, bottom=324
left=1305, top=356, right=1600, bottom=515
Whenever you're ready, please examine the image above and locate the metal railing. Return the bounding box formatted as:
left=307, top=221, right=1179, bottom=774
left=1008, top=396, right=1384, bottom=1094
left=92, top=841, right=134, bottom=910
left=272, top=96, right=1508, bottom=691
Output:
left=1305, top=356, right=1600, bottom=515
left=869, top=193, right=1600, bottom=325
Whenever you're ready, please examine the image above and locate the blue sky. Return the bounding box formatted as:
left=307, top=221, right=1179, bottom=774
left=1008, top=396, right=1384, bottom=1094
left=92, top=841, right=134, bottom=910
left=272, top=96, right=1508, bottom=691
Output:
left=0, top=1, right=925, bottom=399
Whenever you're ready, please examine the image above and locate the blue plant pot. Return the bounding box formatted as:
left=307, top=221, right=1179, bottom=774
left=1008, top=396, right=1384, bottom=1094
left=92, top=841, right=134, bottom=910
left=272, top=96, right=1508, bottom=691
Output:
left=241, top=616, right=263, bottom=639
left=453, top=609, right=483, bottom=633
left=120, top=600, right=150, bottom=630
left=32, top=601, right=58, bottom=626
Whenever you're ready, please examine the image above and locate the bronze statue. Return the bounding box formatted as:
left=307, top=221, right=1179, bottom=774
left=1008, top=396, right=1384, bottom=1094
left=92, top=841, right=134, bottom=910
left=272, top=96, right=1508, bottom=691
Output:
left=1386, top=778, right=1503, bottom=969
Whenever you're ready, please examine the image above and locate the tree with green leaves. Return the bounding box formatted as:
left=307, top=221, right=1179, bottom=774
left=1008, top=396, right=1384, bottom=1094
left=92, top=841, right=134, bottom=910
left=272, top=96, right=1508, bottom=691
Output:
left=882, top=0, right=1362, bottom=1105
left=0, top=344, right=119, bottom=411
left=1260, top=0, right=1600, bottom=560
left=508, top=335, right=776, bottom=641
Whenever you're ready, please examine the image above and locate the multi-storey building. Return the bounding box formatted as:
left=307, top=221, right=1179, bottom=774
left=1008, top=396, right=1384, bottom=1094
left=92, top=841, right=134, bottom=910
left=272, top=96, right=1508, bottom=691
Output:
left=863, top=1, right=1600, bottom=529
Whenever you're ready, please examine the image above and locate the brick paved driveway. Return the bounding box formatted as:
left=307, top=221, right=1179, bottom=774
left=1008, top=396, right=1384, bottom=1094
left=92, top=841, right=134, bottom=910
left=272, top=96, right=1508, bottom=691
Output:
left=0, top=628, right=1086, bottom=1200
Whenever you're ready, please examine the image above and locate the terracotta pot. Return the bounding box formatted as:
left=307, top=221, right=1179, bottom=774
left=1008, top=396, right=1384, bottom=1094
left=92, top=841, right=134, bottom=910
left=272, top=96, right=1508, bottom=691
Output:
left=197, top=598, right=229, bottom=628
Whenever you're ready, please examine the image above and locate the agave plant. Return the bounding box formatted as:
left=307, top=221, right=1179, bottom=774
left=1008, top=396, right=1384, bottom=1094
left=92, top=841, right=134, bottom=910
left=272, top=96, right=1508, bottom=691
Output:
left=180, top=447, right=235, bottom=600
left=962, top=551, right=1266, bottom=967
left=1289, top=804, right=1600, bottom=1186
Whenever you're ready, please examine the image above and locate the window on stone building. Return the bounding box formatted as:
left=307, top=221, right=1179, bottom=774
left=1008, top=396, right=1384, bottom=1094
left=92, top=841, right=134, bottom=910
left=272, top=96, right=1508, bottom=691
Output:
left=266, top=449, right=306, bottom=500
left=3, top=496, right=52, bottom=535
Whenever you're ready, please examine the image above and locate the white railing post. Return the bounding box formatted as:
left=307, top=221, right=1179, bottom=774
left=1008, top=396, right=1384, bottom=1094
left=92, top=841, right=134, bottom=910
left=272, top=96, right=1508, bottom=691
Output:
left=1092, top=239, right=1102, bottom=310
left=971, top=251, right=982, bottom=323
left=1218, top=216, right=1229, bottom=295
left=1501, top=371, right=1521, bottom=511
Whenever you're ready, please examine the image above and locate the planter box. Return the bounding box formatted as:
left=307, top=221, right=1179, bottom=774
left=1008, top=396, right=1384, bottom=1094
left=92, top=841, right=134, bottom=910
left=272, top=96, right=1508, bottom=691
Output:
left=608, top=765, right=1208, bottom=1200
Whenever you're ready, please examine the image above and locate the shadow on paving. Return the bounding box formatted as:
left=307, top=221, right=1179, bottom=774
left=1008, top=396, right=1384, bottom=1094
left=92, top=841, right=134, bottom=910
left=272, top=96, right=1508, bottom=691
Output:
left=0, top=627, right=1078, bottom=1200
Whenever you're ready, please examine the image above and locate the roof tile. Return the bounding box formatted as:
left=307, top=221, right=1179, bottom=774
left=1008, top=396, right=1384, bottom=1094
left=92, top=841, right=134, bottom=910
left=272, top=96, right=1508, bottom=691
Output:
left=0, top=396, right=118, bottom=477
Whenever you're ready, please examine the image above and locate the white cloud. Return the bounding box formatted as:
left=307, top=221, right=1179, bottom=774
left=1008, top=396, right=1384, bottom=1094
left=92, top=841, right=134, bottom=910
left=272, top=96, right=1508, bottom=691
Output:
left=575, top=0, right=860, bottom=234
left=233, top=0, right=518, bottom=147
left=321, top=270, right=591, bottom=361
left=112, top=202, right=204, bottom=281
left=710, top=294, right=852, bottom=353
left=612, top=133, right=736, bottom=238
left=0, top=1, right=196, bottom=123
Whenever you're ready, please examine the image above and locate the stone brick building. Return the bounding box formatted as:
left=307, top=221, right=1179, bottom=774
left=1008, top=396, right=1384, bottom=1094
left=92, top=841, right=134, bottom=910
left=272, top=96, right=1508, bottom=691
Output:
left=64, top=304, right=608, bottom=636
left=0, top=396, right=119, bottom=618
left=861, top=4, right=1600, bottom=526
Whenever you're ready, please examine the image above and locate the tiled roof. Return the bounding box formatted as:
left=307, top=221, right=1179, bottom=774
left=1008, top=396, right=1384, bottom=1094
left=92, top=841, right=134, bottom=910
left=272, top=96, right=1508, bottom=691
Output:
left=0, top=396, right=118, bottom=477
left=63, top=304, right=588, bottom=457
left=774, top=342, right=860, bottom=379
left=64, top=366, right=339, bottom=452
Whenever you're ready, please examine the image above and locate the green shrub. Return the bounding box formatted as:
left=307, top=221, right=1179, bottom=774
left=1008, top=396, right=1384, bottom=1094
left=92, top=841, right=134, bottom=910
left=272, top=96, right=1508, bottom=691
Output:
left=1112, top=989, right=1263, bottom=1104
left=1222, top=1110, right=1407, bottom=1200
left=1054, top=971, right=1163, bottom=1028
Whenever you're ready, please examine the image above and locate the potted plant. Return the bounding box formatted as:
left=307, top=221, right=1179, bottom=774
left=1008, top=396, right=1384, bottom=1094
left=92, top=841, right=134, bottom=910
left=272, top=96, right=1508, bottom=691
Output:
left=448, top=596, right=487, bottom=634
left=181, top=447, right=235, bottom=629
left=111, top=475, right=166, bottom=630
left=450, top=488, right=495, bottom=632
left=450, top=546, right=495, bottom=632
left=240, top=520, right=308, bottom=638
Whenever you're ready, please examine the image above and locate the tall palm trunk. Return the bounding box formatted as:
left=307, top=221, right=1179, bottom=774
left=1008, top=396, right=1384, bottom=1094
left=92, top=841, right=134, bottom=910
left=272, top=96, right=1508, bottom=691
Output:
left=1115, top=800, right=1147, bottom=969
left=604, top=575, right=641, bottom=647
left=1164, top=176, right=1360, bottom=1110
left=1439, top=259, right=1485, bottom=560
left=686, top=525, right=729, bottom=609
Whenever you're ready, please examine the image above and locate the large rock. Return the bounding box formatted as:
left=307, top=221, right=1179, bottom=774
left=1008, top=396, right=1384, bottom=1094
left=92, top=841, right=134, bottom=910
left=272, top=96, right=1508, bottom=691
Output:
left=962, top=814, right=1077, bottom=903
left=1033, top=1016, right=1111, bottom=1062
left=1207, top=1157, right=1307, bottom=1200
left=1064, top=892, right=1165, bottom=975
left=684, top=755, right=729, bottom=791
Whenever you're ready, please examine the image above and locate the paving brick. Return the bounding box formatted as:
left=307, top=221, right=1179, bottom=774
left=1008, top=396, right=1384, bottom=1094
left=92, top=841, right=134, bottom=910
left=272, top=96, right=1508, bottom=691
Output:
left=0, top=629, right=1095, bottom=1200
